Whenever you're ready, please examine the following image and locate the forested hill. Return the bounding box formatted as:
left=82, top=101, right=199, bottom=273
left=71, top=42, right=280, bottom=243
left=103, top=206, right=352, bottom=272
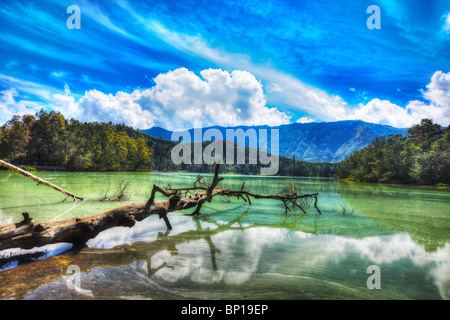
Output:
left=143, top=120, right=408, bottom=162
left=2, top=111, right=447, bottom=183
left=0, top=110, right=153, bottom=172
left=0, top=110, right=338, bottom=177
left=338, top=119, right=450, bottom=185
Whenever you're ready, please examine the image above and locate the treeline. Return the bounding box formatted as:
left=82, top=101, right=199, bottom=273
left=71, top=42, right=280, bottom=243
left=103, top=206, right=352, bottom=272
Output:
left=0, top=111, right=338, bottom=177
left=339, top=119, right=450, bottom=185
left=0, top=110, right=152, bottom=171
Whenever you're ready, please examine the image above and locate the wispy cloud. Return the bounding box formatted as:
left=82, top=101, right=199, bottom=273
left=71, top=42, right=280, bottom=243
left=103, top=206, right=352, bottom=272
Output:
left=443, top=12, right=450, bottom=33
left=0, top=74, right=60, bottom=101
left=0, top=0, right=448, bottom=128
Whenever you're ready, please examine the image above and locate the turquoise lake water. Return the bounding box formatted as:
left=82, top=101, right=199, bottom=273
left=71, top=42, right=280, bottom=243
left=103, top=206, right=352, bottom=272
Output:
left=0, top=170, right=449, bottom=300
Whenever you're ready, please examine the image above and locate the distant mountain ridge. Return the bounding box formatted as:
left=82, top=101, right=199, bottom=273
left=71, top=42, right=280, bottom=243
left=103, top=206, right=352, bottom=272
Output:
left=141, top=120, right=408, bottom=162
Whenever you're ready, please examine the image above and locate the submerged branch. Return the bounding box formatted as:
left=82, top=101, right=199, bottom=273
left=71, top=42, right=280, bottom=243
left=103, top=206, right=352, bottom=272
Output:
left=0, top=164, right=320, bottom=251
left=98, top=178, right=131, bottom=202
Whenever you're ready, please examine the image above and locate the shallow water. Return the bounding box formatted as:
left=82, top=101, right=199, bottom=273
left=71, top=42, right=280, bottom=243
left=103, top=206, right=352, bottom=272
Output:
left=0, top=170, right=449, bottom=300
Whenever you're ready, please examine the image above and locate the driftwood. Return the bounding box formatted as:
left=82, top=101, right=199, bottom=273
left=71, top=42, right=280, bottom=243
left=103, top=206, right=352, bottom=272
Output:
left=0, top=159, right=85, bottom=202
left=0, top=164, right=320, bottom=252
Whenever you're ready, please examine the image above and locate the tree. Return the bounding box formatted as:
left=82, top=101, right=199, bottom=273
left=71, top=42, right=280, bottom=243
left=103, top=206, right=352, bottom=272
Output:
left=0, top=114, right=34, bottom=162
left=339, top=119, right=449, bottom=185
left=1, top=112, right=336, bottom=177
left=407, top=118, right=443, bottom=152
left=136, top=138, right=152, bottom=170
left=27, top=110, right=71, bottom=166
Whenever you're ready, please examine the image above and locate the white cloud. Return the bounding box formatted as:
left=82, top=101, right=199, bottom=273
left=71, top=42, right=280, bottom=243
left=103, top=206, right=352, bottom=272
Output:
left=114, top=10, right=350, bottom=124
left=296, top=116, right=315, bottom=123
left=51, top=93, right=81, bottom=120
left=0, top=87, right=17, bottom=106
left=134, top=68, right=290, bottom=129
left=1, top=68, right=291, bottom=129
left=64, top=83, right=71, bottom=95
left=0, top=74, right=56, bottom=101
left=443, top=13, right=450, bottom=33
left=144, top=22, right=448, bottom=127
left=267, top=83, right=282, bottom=93
left=2, top=68, right=449, bottom=130
left=50, top=71, right=65, bottom=78
left=88, top=220, right=450, bottom=299
left=350, top=98, right=413, bottom=128
left=76, top=89, right=155, bottom=129
left=63, top=5, right=450, bottom=129
left=0, top=88, right=43, bottom=123
left=422, top=70, right=450, bottom=107
left=70, top=68, right=289, bottom=129
left=138, top=17, right=450, bottom=128
left=342, top=71, right=450, bottom=127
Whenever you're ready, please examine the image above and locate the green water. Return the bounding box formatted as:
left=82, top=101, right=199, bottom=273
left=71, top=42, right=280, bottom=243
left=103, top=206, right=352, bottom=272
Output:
left=0, top=170, right=449, bottom=300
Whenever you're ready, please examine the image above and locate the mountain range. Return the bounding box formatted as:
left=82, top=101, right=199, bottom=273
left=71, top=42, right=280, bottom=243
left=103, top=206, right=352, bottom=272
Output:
left=142, top=120, right=408, bottom=162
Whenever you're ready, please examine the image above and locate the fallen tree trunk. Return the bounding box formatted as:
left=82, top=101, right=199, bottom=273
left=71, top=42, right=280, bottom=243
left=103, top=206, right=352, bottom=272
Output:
left=1, top=205, right=322, bottom=300
left=0, top=164, right=320, bottom=252
left=0, top=159, right=85, bottom=202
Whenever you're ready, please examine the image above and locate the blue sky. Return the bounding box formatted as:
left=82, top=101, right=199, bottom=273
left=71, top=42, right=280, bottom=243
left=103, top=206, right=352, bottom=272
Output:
left=0, top=0, right=449, bottom=129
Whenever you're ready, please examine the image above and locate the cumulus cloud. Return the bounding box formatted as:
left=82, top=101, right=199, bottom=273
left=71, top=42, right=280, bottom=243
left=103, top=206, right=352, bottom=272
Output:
left=422, top=70, right=450, bottom=106
left=265, top=70, right=450, bottom=128
left=296, top=116, right=315, bottom=123
left=343, top=71, right=450, bottom=127
left=76, top=89, right=155, bottom=129
left=349, top=98, right=414, bottom=128
left=132, top=68, right=290, bottom=129
left=2, top=69, right=449, bottom=129
left=0, top=88, right=42, bottom=123
left=31, top=68, right=289, bottom=129
left=52, top=93, right=81, bottom=119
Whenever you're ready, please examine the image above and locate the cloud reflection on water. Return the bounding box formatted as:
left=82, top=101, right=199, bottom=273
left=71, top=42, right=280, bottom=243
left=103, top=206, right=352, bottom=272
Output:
left=86, top=216, right=449, bottom=299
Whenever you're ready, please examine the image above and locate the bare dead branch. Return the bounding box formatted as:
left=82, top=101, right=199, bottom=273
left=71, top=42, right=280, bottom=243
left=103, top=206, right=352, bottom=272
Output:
left=0, top=159, right=85, bottom=202
left=0, top=163, right=320, bottom=251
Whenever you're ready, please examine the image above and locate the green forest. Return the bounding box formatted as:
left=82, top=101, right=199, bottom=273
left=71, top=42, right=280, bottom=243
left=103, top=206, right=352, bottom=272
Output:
left=0, top=110, right=338, bottom=177
left=2, top=111, right=448, bottom=184
left=0, top=110, right=152, bottom=172
left=338, top=119, right=450, bottom=185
